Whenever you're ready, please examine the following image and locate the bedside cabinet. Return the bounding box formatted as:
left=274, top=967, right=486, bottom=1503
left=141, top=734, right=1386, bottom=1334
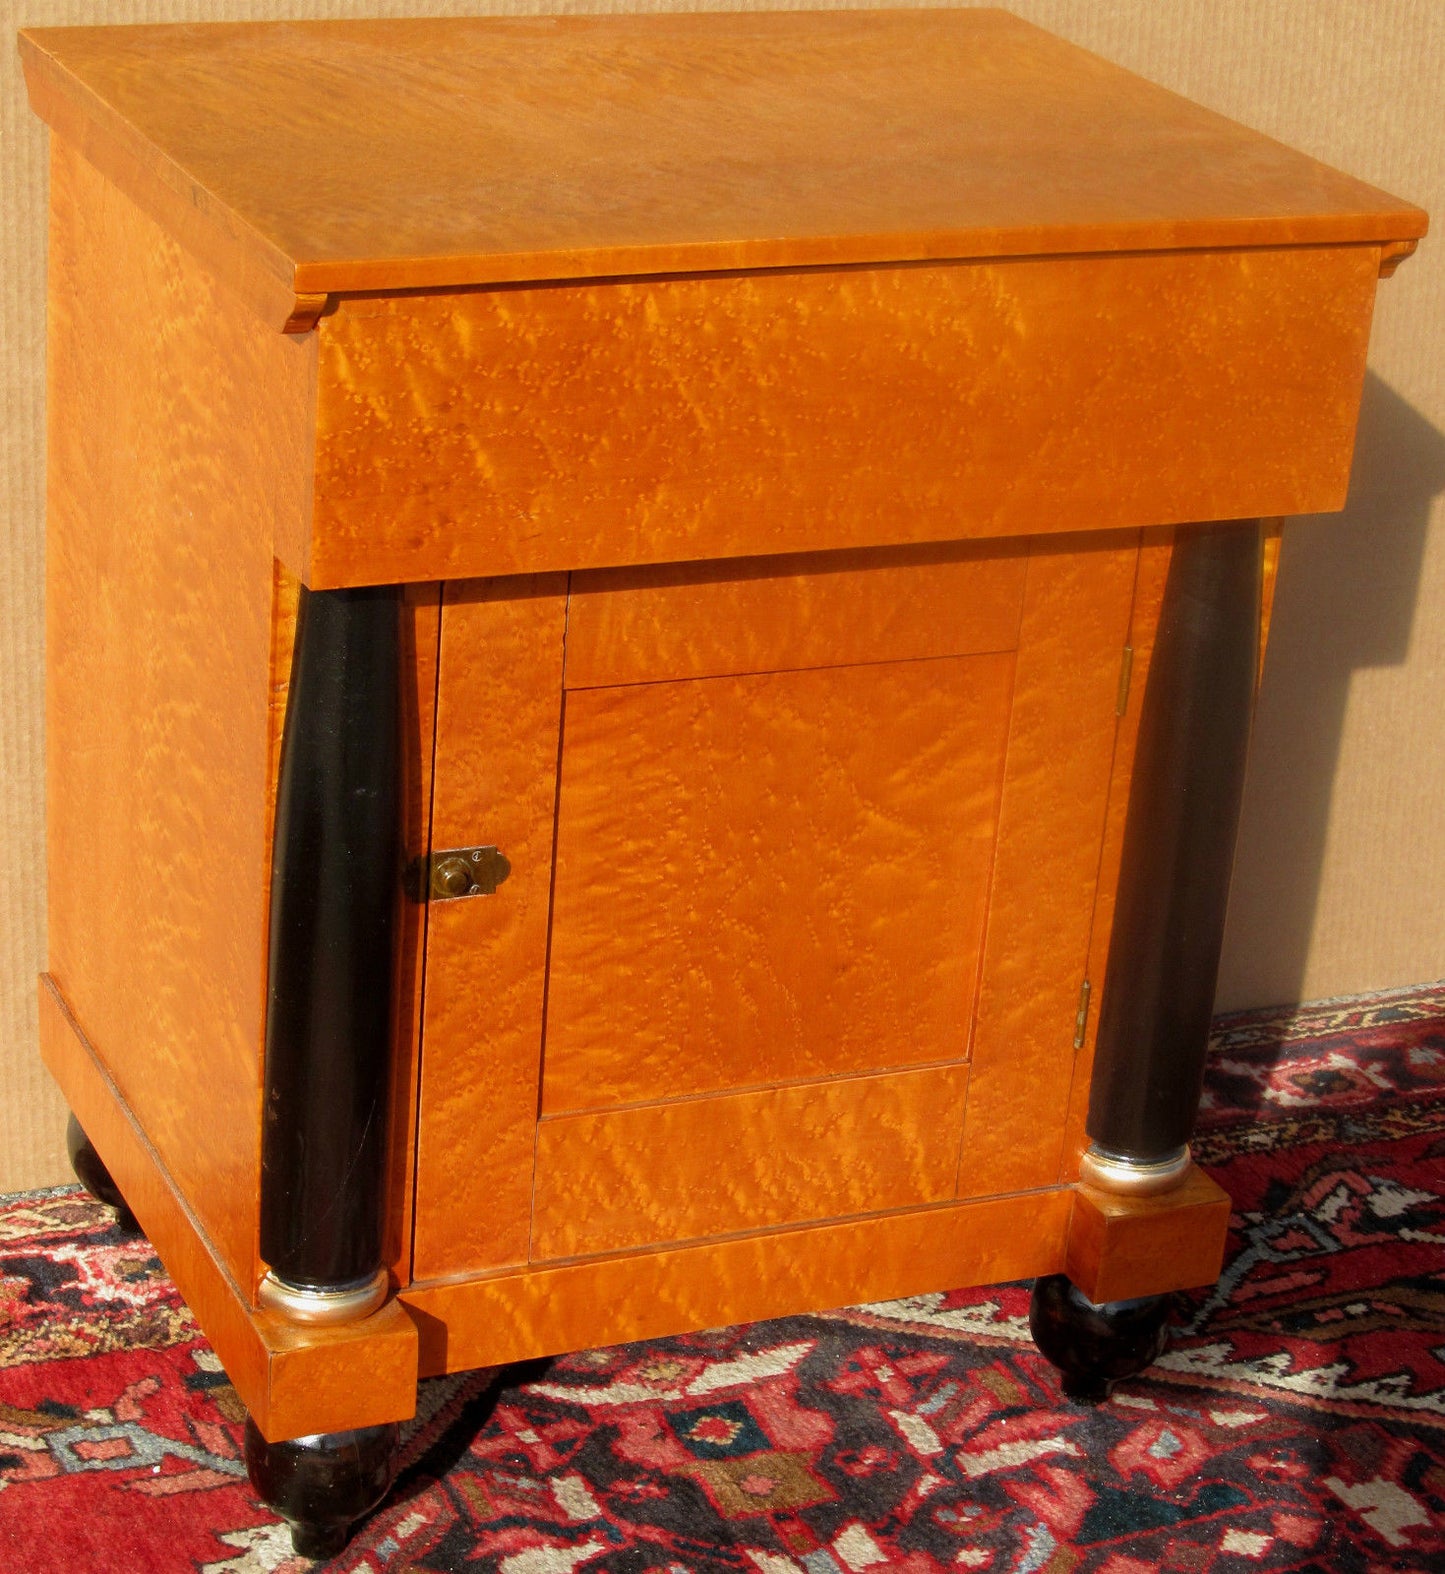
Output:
left=20, top=9, right=1425, bottom=1555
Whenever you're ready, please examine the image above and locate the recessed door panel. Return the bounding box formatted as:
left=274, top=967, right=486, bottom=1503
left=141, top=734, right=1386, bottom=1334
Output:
left=541, top=652, right=1015, bottom=1115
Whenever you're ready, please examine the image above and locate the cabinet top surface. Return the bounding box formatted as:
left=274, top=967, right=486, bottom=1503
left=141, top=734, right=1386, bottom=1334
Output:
left=21, top=7, right=1426, bottom=299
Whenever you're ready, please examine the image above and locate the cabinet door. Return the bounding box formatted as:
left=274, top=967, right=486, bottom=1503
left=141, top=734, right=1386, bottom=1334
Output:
left=412, top=536, right=1136, bottom=1279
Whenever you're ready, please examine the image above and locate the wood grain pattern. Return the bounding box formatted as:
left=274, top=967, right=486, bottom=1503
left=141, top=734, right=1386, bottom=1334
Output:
left=39, top=976, right=418, bottom=1442
left=956, top=534, right=1140, bottom=1199
left=531, top=1064, right=970, bottom=1260
left=404, top=1188, right=1075, bottom=1378
left=44, top=140, right=315, bottom=1290
left=1057, top=528, right=1176, bottom=1185
left=309, top=246, right=1380, bottom=588
left=263, top=560, right=302, bottom=858
left=542, top=654, right=1014, bottom=1115
left=1065, top=1168, right=1232, bottom=1304
left=19, top=11, right=1424, bottom=324
left=565, top=543, right=1028, bottom=690
left=410, top=576, right=568, bottom=1281
left=20, top=51, right=302, bottom=332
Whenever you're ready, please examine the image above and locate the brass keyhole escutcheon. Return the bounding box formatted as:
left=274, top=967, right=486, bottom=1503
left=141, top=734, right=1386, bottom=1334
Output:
left=419, top=845, right=512, bottom=901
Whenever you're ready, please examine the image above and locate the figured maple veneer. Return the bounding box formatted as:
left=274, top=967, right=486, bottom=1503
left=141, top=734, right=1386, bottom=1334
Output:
left=18, top=11, right=1424, bottom=325
left=308, top=246, right=1379, bottom=588
left=542, top=654, right=1013, bottom=1115
left=1065, top=1168, right=1232, bottom=1304
left=409, top=550, right=1034, bottom=1279
left=957, top=535, right=1140, bottom=1196
left=27, top=6, right=1422, bottom=1447
left=532, top=1064, right=971, bottom=1260
left=43, top=139, right=312, bottom=1292
left=409, top=576, right=568, bottom=1282
left=565, top=541, right=1029, bottom=689
left=403, top=1188, right=1077, bottom=1377
left=411, top=535, right=1140, bottom=1282
left=38, top=977, right=419, bottom=1439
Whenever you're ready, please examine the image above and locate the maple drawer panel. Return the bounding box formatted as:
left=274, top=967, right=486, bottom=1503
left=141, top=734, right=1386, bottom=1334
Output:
left=308, top=245, right=1378, bottom=588
left=531, top=1064, right=970, bottom=1260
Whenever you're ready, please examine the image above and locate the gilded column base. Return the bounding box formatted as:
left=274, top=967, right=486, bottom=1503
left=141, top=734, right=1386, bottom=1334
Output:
left=1079, top=1142, right=1192, bottom=1197
left=257, top=1267, right=389, bottom=1325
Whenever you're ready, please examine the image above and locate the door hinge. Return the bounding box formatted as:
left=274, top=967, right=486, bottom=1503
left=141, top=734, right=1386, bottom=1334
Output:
left=410, top=845, right=511, bottom=901
left=1115, top=644, right=1134, bottom=717
left=1073, top=978, right=1092, bottom=1050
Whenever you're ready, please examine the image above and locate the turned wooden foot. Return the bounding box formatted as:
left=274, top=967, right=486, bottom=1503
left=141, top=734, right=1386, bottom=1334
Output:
left=1028, top=1273, right=1171, bottom=1403
left=66, top=1114, right=140, bottom=1234
left=243, top=1417, right=399, bottom=1558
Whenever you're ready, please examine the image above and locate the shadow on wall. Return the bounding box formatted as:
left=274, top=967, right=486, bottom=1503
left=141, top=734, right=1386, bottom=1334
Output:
left=1217, top=369, right=1445, bottom=1012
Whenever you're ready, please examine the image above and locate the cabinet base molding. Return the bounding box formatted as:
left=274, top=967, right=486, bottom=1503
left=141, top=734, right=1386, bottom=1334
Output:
left=401, top=1191, right=1074, bottom=1379
left=37, top=974, right=419, bottom=1442
left=41, top=969, right=1236, bottom=1436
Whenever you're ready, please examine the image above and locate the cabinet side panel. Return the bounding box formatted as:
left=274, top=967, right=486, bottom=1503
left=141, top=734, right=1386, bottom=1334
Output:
left=44, top=140, right=316, bottom=1290
left=411, top=575, right=568, bottom=1280
left=956, top=533, right=1138, bottom=1198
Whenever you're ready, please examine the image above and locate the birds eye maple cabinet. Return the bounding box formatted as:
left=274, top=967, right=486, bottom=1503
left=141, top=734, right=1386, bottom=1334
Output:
left=21, top=9, right=1425, bottom=1555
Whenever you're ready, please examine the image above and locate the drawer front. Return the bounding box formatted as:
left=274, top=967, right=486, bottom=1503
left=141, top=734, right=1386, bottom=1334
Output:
left=412, top=536, right=1135, bottom=1276
left=309, top=246, right=1375, bottom=588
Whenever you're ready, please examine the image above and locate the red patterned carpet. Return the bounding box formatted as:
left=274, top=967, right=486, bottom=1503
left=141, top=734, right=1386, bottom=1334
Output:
left=1, top=984, right=1442, bottom=1572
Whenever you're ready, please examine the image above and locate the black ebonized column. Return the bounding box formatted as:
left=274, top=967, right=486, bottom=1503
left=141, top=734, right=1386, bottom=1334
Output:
left=260, top=585, right=401, bottom=1292
left=1031, top=523, right=1260, bottom=1400
left=1086, top=523, right=1262, bottom=1164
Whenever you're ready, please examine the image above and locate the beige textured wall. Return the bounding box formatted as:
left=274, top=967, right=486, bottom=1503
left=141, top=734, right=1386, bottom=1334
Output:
left=2, top=1, right=1442, bottom=1191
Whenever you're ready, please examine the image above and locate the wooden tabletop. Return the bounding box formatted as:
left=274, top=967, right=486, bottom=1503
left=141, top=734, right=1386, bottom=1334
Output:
left=21, top=8, right=1427, bottom=321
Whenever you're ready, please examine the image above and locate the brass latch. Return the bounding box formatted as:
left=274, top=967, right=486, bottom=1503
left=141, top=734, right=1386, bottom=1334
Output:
left=414, top=846, right=511, bottom=901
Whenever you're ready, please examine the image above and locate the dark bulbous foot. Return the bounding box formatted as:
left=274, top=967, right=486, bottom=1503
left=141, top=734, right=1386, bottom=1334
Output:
left=244, top=1417, right=399, bottom=1559
left=1029, top=1273, right=1171, bottom=1403
left=66, top=1114, right=141, bottom=1235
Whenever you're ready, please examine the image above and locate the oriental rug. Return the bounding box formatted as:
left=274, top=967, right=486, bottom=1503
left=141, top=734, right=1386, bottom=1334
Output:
left=0, top=982, right=1441, bottom=1573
